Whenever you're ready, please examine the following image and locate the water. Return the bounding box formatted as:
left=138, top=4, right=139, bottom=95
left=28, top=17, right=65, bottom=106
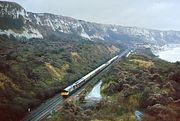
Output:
left=85, top=80, right=102, bottom=103
left=157, top=46, right=180, bottom=62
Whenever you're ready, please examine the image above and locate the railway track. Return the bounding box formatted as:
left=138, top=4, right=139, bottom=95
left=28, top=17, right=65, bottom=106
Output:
left=22, top=48, right=131, bottom=121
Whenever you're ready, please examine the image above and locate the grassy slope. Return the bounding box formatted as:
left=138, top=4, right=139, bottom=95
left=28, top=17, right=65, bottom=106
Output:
left=50, top=54, right=180, bottom=121
left=0, top=34, right=120, bottom=121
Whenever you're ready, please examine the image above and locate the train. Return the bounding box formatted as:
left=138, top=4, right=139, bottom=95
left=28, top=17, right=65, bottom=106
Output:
left=60, top=50, right=129, bottom=97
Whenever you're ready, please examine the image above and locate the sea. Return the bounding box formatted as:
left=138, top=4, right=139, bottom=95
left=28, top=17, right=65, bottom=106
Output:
left=156, top=45, right=180, bottom=62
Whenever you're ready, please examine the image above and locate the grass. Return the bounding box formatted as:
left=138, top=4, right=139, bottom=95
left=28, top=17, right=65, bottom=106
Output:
left=129, top=59, right=154, bottom=68
left=45, top=62, right=69, bottom=81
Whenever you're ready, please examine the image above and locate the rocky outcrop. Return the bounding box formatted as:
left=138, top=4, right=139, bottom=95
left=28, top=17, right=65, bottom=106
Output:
left=1, top=1, right=180, bottom=44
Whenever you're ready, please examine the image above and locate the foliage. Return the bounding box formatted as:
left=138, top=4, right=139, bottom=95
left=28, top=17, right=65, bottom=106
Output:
left=0, top=16, right=24, bottom=30
left=0, top=33, right=120, bottom=121
left=49, top=54, right=180, bottom=121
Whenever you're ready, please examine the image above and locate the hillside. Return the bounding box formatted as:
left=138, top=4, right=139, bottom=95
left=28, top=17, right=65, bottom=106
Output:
left=49, top=53, right=180, bottom=121
left=0, top=2, right=122, bottom=121
left=0, top=1, right=180, bottom=121
left=0, top=31, right=123, bottom=120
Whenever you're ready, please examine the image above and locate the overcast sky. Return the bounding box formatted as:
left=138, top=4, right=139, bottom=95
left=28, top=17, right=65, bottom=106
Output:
left=3, top=0, right=180, bottom=31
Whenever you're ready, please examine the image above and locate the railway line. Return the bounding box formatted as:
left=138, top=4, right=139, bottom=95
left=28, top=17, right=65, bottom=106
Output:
left=22, top=48, right=130, bottom=121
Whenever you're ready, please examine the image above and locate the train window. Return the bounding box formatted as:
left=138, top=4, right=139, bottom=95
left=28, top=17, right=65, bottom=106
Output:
left=73, top=85, right=76, bottom=89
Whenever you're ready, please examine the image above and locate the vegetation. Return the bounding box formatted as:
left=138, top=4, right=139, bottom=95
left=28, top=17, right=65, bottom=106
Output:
left=50, top=53, right=180, bottom=121
left=0, top=1, right=25, bottom=30
left=0, top=33, right=120, bottom=121
left=0, top=16, right=24, bottom=30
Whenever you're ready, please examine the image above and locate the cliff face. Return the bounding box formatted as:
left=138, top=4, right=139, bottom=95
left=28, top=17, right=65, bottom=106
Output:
left=1, top=1, right=180, bottom=45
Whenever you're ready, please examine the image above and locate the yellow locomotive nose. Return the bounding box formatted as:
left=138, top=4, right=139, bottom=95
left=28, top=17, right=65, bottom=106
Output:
left=60, top=91, right=69, bottom=97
